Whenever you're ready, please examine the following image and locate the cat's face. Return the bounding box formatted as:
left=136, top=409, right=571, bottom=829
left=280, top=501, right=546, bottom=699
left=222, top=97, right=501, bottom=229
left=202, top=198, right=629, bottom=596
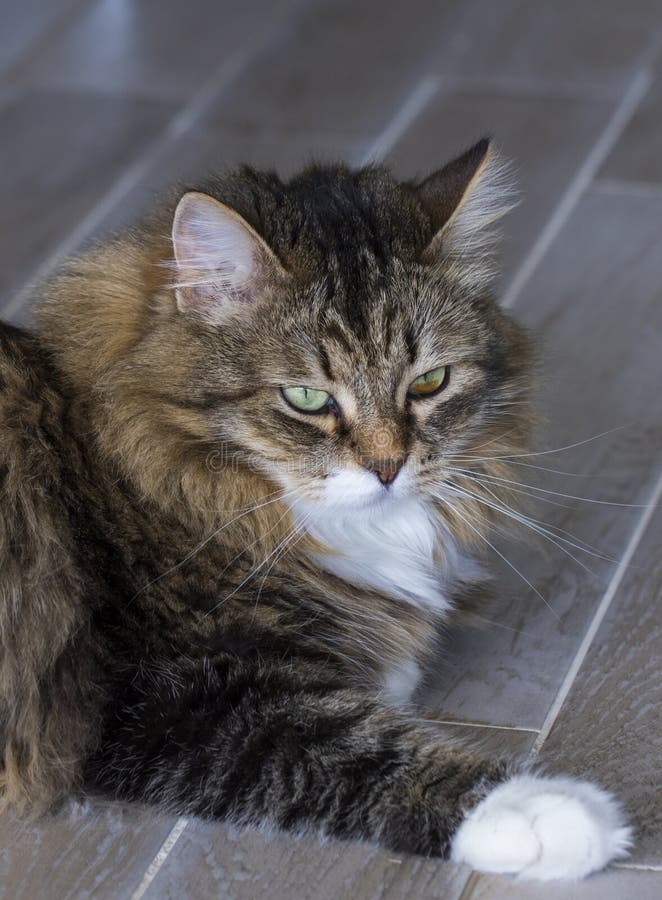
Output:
left=211, top=271, right=527, bottom=519
left=170, top=141, right=532, bottom=522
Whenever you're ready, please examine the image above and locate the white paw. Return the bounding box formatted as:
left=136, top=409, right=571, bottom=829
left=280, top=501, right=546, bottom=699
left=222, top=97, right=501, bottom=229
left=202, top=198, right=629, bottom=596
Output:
left=451, top=775, right=632, bottom=881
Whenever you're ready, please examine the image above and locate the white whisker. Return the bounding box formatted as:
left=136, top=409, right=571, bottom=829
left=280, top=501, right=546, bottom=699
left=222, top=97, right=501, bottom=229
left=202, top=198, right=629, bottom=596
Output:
left=448, top=425, right=630, bottom=464
left=436, top=490, right=561, bottom=622
left=129, top=488, right=297, bottom=602
left=440, top=480, right=608, bottom=575
left=447, top=465, right=644, bottom=508
left=206, top=507, right=310, bottom=616
left=252, top=517, right=312, bottom=617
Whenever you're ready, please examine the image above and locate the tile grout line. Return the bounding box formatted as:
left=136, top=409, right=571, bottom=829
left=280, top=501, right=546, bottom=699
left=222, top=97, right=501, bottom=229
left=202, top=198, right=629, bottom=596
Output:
left=500, top=66, right=652, bottom=310
left=530, top=464, right=662, bottom=758
left=457, top=870, right=481, bottom=900
left=1, top=0, right=312, bottom=321
left=441, top=62, right=656, bottom=900
left=355, top=0, right=492, bottom=169
left=130, top=817, right=190, bottom=900
left=359, top=0, right=483, bottom=168
left=358, top=75, right=440, bottom=166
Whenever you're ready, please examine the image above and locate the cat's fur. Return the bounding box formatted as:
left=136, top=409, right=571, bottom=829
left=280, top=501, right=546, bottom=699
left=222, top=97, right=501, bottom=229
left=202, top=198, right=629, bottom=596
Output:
left=0, top=140, right=630, bottom=878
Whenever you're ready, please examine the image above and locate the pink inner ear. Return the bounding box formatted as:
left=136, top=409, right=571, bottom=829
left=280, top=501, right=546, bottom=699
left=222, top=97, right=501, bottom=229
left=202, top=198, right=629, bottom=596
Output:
left=172, top=193, right=259, bottom=290
left=171, top=192, right=288, bottom=322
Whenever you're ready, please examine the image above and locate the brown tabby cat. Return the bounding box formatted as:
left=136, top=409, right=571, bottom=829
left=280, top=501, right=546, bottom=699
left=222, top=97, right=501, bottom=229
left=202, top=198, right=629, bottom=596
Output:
left=0, top=139, right=630, bottom=880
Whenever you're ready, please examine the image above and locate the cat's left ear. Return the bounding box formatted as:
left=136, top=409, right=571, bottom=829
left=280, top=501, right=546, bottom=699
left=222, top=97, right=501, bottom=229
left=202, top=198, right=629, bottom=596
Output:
left=415, top=138, right=516, bottom=276
left=171, top=191, right=288, bottom=324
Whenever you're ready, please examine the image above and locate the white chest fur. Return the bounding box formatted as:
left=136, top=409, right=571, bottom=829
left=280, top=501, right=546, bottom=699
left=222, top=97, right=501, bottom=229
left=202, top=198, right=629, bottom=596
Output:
left=291, top=474, right=460, bottom=708
left=300, top=494, right=454, bottom=615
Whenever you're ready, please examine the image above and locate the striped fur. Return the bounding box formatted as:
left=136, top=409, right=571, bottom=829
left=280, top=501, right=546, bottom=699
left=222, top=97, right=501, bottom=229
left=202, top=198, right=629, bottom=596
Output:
left=1, top=143, right=545, bottom=856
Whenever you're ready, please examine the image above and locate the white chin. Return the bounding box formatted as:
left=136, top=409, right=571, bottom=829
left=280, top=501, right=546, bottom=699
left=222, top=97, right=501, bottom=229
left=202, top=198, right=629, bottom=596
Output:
left=321, top=467, right=408, bottom=510
left=290, top=468, right=455, bottom=613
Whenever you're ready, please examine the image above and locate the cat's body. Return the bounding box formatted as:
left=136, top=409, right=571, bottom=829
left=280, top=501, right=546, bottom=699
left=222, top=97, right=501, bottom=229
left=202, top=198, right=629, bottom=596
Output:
left=0, top=143, right=631, bottom=879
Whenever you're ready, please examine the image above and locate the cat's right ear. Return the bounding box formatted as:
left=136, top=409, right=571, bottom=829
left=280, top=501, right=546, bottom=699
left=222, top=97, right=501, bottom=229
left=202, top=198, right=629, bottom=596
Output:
left=171, top=192, right=288, bottom=324
left=415, top=139, right=516, bottom=283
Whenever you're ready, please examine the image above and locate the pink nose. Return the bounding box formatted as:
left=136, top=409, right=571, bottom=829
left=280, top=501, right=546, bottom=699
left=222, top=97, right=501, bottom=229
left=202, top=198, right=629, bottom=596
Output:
left=364, top=457, right=405, bottom=486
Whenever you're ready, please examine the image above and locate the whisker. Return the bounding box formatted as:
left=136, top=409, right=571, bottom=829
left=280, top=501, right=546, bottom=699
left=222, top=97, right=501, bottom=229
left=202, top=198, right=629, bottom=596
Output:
left=438, top=480, right=610, bottom=573
left=444, top=465, right=638, bottom=513
left=445, top=466, right=571, bottom=510
left=472, top=479, right=614, bottom=560
left=215, top=503, right=296, bottom=583
left=447, top=465, right=644, bottom=508
left=129, top=487, right=298, bottom=601
left=448, top=424, right=630, bottom=464
left=459, top=612, right=540, bottom=640
left=207, top=510, right=311, bottom=616
left=455, top=425, right=522, bottom=455
left=252, top=519, right=311, bottom=619
left=435, top=492, right=561, bottom=622
left=472, top=485, right=607, bottom=570
left=494, top=460, right=604, bottom=477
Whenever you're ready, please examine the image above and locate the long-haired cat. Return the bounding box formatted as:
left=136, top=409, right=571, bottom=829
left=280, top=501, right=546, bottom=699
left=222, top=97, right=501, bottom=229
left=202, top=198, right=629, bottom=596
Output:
left=0, top=139, right=630, bottom=880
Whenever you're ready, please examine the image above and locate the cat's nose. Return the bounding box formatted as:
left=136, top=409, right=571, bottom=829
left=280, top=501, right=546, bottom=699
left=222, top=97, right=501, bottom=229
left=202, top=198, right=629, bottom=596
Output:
left=364, top=457, right=406, bottom=486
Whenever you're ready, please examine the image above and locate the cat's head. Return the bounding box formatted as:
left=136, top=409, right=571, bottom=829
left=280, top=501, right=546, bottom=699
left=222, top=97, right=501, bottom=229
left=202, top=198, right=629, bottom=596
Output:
left=166, top=139, right=533, bottom=525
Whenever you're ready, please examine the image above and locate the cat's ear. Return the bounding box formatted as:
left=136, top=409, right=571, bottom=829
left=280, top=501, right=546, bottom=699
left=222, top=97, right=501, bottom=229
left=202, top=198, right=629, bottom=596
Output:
left=416, top=138, right=515, bottom=277
left=171, top=191, right=287, bottom=323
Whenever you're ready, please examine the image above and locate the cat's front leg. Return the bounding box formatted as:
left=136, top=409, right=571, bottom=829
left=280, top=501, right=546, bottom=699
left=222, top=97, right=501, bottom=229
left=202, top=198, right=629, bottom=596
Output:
left=90, top=658, right=630, bottom=880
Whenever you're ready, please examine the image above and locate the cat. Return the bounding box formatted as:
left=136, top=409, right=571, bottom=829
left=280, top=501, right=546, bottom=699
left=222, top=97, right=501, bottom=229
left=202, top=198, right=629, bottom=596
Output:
left=0, top=138, right=631, bottom=880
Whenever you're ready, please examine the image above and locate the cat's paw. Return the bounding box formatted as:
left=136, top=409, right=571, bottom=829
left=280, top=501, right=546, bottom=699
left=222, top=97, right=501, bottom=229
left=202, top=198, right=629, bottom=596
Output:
left=450, top=774, right=632, bottom=881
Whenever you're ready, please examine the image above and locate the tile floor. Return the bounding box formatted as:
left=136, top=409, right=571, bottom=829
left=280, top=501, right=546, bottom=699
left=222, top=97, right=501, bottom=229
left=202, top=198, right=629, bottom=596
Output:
left=0, top=1, right=660, bottom=897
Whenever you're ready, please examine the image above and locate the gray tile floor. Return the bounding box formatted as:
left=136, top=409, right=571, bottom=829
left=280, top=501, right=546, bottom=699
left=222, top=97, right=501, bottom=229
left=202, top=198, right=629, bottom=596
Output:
left=0, top=1, right=661, bottom=897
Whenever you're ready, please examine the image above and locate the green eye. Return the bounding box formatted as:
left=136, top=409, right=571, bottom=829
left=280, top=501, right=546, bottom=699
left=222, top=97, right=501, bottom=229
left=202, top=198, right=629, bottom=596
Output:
left=281, top=386, right=332, bottom=413
left=408, top=365, right=449, bottom=398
